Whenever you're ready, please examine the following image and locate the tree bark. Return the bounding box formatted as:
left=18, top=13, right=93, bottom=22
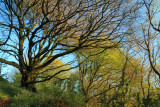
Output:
left=85, top=99, right=89, bottom=107
left=21, top=72, right=37, bottom=92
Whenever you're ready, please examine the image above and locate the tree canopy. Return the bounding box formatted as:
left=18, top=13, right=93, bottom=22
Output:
left=0, top=0, right=140, bottom=91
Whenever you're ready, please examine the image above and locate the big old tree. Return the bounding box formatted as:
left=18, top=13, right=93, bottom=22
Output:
left=0, top=0, right=139, bottom=91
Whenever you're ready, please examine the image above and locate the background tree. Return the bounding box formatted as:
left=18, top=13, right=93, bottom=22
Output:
left=133, top=0, right=160, bottom=90
left=131, top=0, right=160, bottom=106
left=141, top=0, right=160, bottom=79
left=72, top=47, right=145, bottom=106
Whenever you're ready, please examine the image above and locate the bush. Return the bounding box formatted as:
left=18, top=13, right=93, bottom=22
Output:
left=7, top=85, right=84, bottom=107
left=7, top=90, right=52, bottom=107
left=39, top=85, right=85, bottom=107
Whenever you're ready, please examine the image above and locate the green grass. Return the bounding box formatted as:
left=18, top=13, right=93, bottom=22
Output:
left=0, top=79, right=23, bottom=100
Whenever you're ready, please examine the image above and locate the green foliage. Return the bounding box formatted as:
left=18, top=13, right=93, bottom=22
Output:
left=7, top=84, right=85, bottom=107
left=141, top=95, right=160, bottom=107
left=7, top=91, right=40, bottom=107
left=65, top=91, right=85, bottom=106
left=11, top=70, right=22, bottom=87
left=0, top=80, right=23, bottom=100
left=39, top=85, right=85, bottom=107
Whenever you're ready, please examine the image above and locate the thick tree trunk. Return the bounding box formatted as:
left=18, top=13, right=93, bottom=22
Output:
left=21, top=72, right=37, bottom=92
left=27, top=84, right=37, bottom=92
left=85, top=99, right=89, bottom=107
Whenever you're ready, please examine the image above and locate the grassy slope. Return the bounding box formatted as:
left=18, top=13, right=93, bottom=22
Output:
left=0, top=77, right=84, bottom=107
left=0, top=78, right=23, bottom=100
left=0, top=79, right=40, bottom=107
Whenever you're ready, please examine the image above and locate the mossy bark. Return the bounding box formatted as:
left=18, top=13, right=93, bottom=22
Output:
left=21, top=72, right=37, bottom=92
